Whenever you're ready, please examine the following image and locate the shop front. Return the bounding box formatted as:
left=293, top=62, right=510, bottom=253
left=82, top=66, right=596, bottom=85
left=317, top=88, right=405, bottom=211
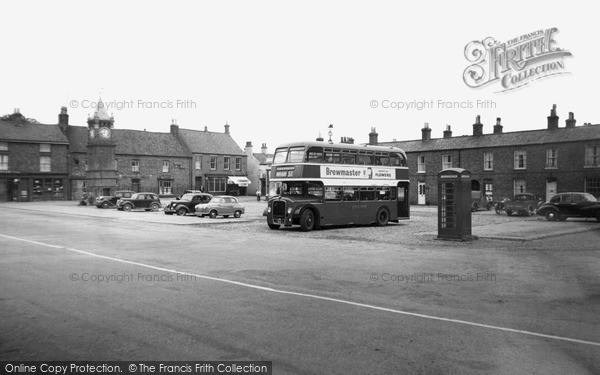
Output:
left=0, top=173, right=68, bottom=201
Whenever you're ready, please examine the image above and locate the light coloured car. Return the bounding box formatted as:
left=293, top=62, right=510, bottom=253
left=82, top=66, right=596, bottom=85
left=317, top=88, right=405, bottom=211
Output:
left=195, top=195, right=245, bottom=218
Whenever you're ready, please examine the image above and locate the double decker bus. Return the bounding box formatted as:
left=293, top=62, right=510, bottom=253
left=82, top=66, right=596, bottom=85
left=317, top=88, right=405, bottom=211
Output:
left=266, top=141, right=410, bottom=231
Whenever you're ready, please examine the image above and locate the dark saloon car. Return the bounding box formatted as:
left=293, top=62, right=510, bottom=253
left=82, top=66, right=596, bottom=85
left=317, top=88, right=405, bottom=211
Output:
left=95, top=190, right=135, bottom=209
left=116, top=192, right=162, bottom=212
left=164, top=193, right=213, bottom=216
left=537, top=192, right=600, bottom=222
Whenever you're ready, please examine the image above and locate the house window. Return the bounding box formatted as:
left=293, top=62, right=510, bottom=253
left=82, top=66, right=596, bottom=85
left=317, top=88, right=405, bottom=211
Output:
left=514, top=151, right=527, bottom=170
left=585, top=145, right=600, bottom=167
left=224, top=156, right=230, bottom=170
left=0, top=142, right=7, bottom=151
left=208, top=177, right=227, bottom=192
left=585, top=177, right=600, bottom=198
left=162, top=160, right=169, bottom=173
left=484, top=152, right=493, bottom=171
left=159, top=180, right=172, bottom=195
left=235, top=157, right=242, bottom=171
left=442, top=154, right=452, bottom=169
left=417, top=155, right=426, bottom=173
left=40, top=156, right=51, bottom=172
left=484, top=181, right=493, bottom=201
left=546, top=149, right=558, bottom=168
left=0, top=155, right=8, bottom=170
left=195, top=155, right=202, bottom=170
left=513, top=179, right=526, bottom=195
left=40, top=144, right=51, bottom=153
left=210, top=156, right=217, bottom=170
left=132, top=159, right=140, bottom=172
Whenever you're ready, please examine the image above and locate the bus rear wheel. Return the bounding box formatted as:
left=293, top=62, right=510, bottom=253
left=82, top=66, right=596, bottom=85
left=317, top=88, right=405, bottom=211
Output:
left=375, top=208, right=389, bottom=226
left=300, top=210, right=316, bottom=231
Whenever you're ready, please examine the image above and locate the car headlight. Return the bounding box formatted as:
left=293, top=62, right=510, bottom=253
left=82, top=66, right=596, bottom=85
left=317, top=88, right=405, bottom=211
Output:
left=267, top=207, right=272, bottom=213
left=287, top=207, right=293, bottom=214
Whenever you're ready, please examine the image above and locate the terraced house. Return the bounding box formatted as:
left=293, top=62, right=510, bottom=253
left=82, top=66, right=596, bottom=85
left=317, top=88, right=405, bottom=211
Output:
left=371, top=105, right=600, bottom=206
left=0, top=103, right=249, bottom=201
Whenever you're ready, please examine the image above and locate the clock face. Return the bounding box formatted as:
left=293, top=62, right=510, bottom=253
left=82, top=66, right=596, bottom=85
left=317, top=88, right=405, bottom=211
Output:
left=89, top=128, right=96, bottom=138
left=99, top=127, right=111, bottom=139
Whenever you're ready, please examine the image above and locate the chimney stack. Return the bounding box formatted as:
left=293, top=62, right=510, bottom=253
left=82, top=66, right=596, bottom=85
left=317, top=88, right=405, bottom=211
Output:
left=261, top=143, right=268, bottom=155
left=224, top=123, right=230, bottom=134
left=547, top=104, right=559, bottom=130
left=316, top=133, right=324, bottom=142
left=58, top=106, right=69, bottom=126
left=493, top=117, right=503, bottom=134
left=565, top=112, right=576, bottom=128
left=170, top=119, right=179, bottom=134
left=473, top=115, right=483, bottom=136
left=368, top=127, right=378, bottom=145
left=421, top=122, right=431, bottom=141
left=244, top=141, right=253, bottom=156
left=341, top=136, right=355, bottom=144
left=443, top=125, right=452, bottom=138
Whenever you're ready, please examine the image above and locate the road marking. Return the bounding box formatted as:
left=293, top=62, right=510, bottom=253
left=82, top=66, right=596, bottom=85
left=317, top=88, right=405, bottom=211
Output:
left=2, top=233, right=600, bottom=348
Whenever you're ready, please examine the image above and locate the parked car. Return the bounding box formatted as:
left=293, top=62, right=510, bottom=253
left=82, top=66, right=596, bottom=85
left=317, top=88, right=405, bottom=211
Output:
left=95, top=190, right=135, bottom=209
left=176, top=190, right=204, bottom=199
left=537, top=192, right=600, bottom=222
left=164, top=193, right=213, bottom=215
left=116, top=192, right=162, bottom=212
left=195, top=195, right=245, bottom=218
left=504, top=193, right=542, bottom=216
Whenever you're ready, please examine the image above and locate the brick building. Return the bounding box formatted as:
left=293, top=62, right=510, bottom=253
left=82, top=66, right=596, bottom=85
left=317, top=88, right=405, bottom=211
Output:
left=1, top=104, right=250, bottom=201
left=372, top=105, right=600, bottom=205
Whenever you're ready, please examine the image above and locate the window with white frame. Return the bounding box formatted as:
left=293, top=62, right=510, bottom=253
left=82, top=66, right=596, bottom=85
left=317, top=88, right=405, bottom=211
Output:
left=0, top=142, right=7, bottom=151
left=514, top=151, right=527, bottom=170
left=208, top=177, right=227, bottom=192
left=162, top=160, right=169, bottom=173
left=0, top=155, right=8, bottom=170
left=194, top=155, right=202, bottom=170
left=132, top=159, right=140, bottom=172
left=40, top=144, right=51, bottom=153
left=546, top=148, right=558, bottom=168
left=585, top=145, right=600, bottom=167
left=224, top=156, right=230, bottom=170
left=235, top=157, right=242, bottom=171
left=40, top=156, right=51, bottom=172
left=585, top=177, right=600, bottom=198
left=442, top=154, right=452, bottom=169
left=159, top=180, right=172, bottom=195
left=513, top=179, right=526, bottom=195
left=210, top=155, right=217, bottom=170
left=417, top=155, right=426, bottom=173
left=483, top=152, right=493, bottom=171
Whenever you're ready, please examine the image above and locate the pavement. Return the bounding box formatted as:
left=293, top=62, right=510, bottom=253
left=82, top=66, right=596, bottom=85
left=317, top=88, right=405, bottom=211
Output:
left=1, top=199, right=599, bottom=240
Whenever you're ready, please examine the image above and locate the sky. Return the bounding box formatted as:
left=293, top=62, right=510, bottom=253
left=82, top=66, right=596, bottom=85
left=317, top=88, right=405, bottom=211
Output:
left=1, top=1, right=598, bottom=152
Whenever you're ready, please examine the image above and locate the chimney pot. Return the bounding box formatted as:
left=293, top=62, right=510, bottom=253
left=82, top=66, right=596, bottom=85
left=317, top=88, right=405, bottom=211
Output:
left=443, top=125, right=452, bottom=138
left=493, top=117, right=503, bottom=134
left=565, top=111, right=576, bottom=128
left=421, top=122, right=432, bottom=141
left=368, top=127, right=378, bottom=145
left=473, top=115, right=483, bottom=136
left=224, top=123, right=230, bottom=134
left=547, top=104, right=559, bottom=130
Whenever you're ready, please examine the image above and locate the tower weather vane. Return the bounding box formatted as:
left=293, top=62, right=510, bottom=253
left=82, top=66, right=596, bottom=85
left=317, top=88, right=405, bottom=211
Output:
left=328, top=124, right=334, bottom=143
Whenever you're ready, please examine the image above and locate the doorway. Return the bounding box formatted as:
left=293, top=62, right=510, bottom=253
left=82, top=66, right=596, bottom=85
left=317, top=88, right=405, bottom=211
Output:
left=417, top=182, right=426, bottom=205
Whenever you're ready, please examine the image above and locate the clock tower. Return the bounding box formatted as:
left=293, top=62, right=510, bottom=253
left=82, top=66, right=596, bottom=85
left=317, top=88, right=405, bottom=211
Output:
left=86, top=99, right=118, bottom=197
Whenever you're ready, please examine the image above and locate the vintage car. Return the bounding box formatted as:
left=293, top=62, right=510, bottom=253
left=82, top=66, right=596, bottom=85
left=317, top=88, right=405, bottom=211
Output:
left=504, top=193, right=542, bottom=216
left=116, top=192, right=162, bottom=212
left=537, top=192, right=600, bottom=222
left=164, top=193, right=213, bottom=215
left=95, top=190, right=135, bottom=209
left=195, top=195, right=245, bottom=218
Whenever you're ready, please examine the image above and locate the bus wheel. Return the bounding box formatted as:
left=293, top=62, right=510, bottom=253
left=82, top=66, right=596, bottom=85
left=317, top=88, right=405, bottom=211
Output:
left=375, top=208, right=389, bottom=226
left=268, top=223, right=280, bottom=230
left=300, top=210, right=315, bottom=231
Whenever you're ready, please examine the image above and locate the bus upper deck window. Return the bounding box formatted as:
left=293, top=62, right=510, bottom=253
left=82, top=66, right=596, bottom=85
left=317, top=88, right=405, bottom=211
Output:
left=287, top=147, right=306, bottom=163
left=342, top=150, right=356, bottom=164
left=306, top=147, right=324, bottom=163
left=390, top=152, right=406, bottom=166
left=273, top=148, right=288, bottom=164
left=324, top=149, right=341, bottom=163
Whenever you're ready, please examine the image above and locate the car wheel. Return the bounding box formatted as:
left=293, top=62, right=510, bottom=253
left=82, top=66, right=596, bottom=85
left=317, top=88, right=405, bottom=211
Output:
left=268, top=223, right=280, bottom=230
left=375, top=207, right=389, bottom=226
left=123, top=204, right=133, bottom=212
left=176, top=207, right=187, bottom=216
left=545, top=211, right=557, bottom=221
left=526, top=206, right=534, bottom=216
left=299, top=209, right=316, bottom=231
left=495, top=206, right=502, bottom=215
left=150, top=203, right=160, bottom=212
left=209, top=210, right=218, bottom=219
left=506, top=210, right=513, bottom=216
left=234, top=210, right=242, bottom=218
left=471, top=202, right=478, bottom=212
left=101, top=201, right=110, bottom=209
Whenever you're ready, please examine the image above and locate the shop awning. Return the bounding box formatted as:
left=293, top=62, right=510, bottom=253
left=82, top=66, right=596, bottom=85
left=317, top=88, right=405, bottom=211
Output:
left=228, top=176, right=251, bottom=187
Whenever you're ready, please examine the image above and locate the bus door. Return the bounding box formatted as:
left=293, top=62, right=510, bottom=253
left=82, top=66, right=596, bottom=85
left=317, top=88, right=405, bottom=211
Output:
left=397, top=182, right=410, bottom=218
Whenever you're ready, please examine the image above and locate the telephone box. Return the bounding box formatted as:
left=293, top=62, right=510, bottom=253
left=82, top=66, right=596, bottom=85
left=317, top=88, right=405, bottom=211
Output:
left=438, top=168, right=472, bottom=240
